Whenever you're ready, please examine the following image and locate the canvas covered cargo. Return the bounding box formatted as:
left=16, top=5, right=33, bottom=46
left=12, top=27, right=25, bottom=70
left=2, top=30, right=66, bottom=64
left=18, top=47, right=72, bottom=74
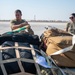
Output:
left=40, top=28, right=75, bottom=67
left=46, top=36, right=75, bottom=67
left=40, top=28, right=72, bottom=50
left=46, top=36, right=72, bottom=55
left=41, top=28, right=72, bottom=41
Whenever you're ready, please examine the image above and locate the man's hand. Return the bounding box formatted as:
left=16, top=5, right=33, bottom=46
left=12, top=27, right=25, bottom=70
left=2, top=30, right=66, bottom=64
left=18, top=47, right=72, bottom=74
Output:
left=25, top=25, right=30, bottom=29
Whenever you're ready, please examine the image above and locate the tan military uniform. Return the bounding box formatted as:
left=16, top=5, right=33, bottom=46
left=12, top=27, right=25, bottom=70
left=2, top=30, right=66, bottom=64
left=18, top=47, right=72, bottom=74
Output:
left=10, top=19, right=34, bottom=35
left=66, top=22, right=75, bottom=34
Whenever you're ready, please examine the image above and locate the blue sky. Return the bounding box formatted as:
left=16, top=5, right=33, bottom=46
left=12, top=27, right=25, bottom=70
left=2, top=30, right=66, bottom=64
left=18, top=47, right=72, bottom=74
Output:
left=0, top=0, right=75, bottom=21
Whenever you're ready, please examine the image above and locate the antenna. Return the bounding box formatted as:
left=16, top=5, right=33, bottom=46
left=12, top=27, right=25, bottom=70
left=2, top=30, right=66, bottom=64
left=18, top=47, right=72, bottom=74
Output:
left=34, top=15, right=36, bottom=20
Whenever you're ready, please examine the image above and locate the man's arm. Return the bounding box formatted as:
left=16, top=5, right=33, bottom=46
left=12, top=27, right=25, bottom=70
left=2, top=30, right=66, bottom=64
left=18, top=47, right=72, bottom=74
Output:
left=66, top=23, right=70, bottom=32
left=11, top=21, right=29, bottom=30
left=27, top=27, right=34, bottom=35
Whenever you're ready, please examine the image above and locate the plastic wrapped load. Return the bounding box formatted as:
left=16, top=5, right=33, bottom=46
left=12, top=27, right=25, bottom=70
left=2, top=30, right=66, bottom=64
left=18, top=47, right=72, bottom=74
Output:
left=0, top=33, right=40, bottom=46
left=12, top=33, right=40, bottom=46
left=1, top=41, right=38, bottom=74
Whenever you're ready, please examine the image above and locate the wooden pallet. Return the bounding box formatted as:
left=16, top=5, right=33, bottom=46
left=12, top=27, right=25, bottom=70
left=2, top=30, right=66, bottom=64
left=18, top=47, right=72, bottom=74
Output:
left=0, top=42, right=41, bottom=75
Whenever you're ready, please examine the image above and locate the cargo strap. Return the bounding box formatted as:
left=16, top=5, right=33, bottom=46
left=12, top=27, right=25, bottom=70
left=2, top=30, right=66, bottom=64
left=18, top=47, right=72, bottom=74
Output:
left=51, top=45, right=73, bottom=55
left=15, top=42, right=25, bottom=73
left=30, top=44, right=41, bottom=75
left=0, top=45, right=8, bottom=75
left=50, top=35, right=75, bottom=55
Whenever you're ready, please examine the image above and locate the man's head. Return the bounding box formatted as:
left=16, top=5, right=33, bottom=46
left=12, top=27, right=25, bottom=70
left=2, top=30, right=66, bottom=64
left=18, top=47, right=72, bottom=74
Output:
left=15, top=9, right=22, bottom=21
left=69, top=13, right=75, bottom=22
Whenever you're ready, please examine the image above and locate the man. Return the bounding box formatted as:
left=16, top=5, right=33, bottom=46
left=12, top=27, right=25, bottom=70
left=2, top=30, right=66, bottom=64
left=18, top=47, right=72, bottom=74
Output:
left=11, top=9, right=34, bottom=34
left=66, top=13, right=75, bottom=34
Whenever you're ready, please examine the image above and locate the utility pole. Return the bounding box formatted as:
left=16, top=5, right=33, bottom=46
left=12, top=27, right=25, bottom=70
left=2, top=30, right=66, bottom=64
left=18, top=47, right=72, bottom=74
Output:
left=34, top=15, right=36, bottom=20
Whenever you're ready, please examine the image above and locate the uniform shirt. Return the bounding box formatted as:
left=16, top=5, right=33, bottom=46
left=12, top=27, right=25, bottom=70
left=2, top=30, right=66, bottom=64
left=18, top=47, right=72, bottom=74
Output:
left=66, top=22, right=75, bottom=34
left=11, top=19, right=26, bottom=25
left=10, top=19, right=34, bottom=35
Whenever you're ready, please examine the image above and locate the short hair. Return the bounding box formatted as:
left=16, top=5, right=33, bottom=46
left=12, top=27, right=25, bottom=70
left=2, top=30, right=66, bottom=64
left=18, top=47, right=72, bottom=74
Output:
left=15, top=9, right=22, bottom=15
left=71, top=13, right=75, bottom=17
